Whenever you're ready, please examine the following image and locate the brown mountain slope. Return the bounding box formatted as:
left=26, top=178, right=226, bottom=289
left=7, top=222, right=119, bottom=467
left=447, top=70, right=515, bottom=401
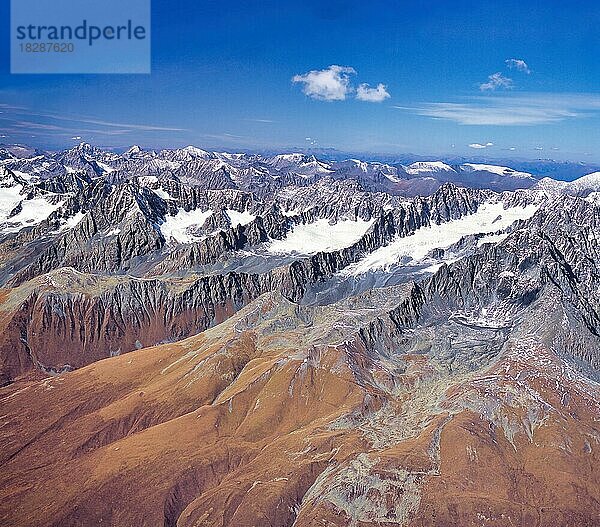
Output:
left=0, top=268, right=266, bottom=385
left=0, top=292, right=599, bottom=527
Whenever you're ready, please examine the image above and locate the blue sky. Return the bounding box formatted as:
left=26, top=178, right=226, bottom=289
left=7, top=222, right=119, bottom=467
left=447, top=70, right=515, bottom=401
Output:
left=1, top=0, right=599, bottom=160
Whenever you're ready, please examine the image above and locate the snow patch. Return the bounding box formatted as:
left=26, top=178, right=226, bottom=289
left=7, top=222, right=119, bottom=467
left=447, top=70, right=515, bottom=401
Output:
left=281, top=208, right=305, bottom=217
left=138, top=175, right=158, bottom=185
left=160, top=208, right=213, bottom=244
left=226, top=209, right=255, bottom=227
left=57, top=212, right=86, bottom=232
left=267, top=218, right=375, bottom=255
left=0, top=184, right=24, bottom=222
left=153, top=188, right=175, bottom=200
left=1, top=181, right=64, bottom=233
left=11, top=170, right=35, bottom=181
left=405, top=161, right=455, bottom=175
left=345, top=201, right=538, bottom=275
left=585, top=191, right=600, bottom=204
left=95, top=161, right=115, bottom=174
left=461, top=163, right=533, bottom=179
left=2, top=197, right=64, bottom=233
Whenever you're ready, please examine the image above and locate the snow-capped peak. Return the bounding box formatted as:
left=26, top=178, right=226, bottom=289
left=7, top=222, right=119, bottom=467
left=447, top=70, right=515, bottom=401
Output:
left=271, top=153, right=306, bottom=163
left=404, top=161, right=456, bottom=175
left=567, top=171, right=600, bottom=191
left=125, top=145, right=143, bottom=155
left=71, top=142, right=96, bottom=155
left=265, top=153, right=332, bottom=175
left=461, top=163, right=533, bottom=179
left=181, top=145, right=212, bottom=158
left=339, top=159, right=369, bottom=172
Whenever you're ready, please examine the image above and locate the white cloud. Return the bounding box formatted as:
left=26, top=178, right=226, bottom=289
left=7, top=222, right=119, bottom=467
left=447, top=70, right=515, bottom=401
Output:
left=292, top=65, right=356, bottom=101
left=2, top=106, right=187, bottom=132
left=468, top=142, right=494, bottom=149
left=244, top=118, right=275, bottom=123
left=356, top=83, right=390, bottom=102
left=404, top=102, right=574, bottom=125
left=479, top=72, right=514, bottom=91
left=505, top=58, right=531, bottom=74
left=394, top=93, right=600, bottom=126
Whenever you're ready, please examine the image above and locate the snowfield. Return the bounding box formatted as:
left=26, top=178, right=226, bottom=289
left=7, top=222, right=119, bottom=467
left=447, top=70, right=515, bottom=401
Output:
left=57, top=211, right=86, bottom=233
left=153, top=188, right=175, bottom=200
left=1, top=182, right=64, bottom=234
left=344, top=201, right=539, bottom=275
left=568, top=171, right=600, bottom=191
left=405, top=161, right=455, bottom=175
left=160, top=208, right=214, bottom=244
left=1, top=196, right=63, bottom=233
left=461, top=163, right=533, bottom=179
left=267, top=217, right=375, bottom=255
left=226, top=209, right=256, bottom=227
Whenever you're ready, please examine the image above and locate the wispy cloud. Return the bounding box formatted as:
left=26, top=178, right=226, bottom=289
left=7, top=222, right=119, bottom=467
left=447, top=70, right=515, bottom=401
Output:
left=244, top=118, right=275, bottom=123
left=0, top=103, right=28, bottom=111
left=292, top=65, right=356, bottom=101
left=356, top=83, right=390, bottom=102
left=198, top=132, right=244, bottom=141
left=477, top=59, right=528, bottom=93
left=47, top=115, right=186, bottom=131
left=468, top=142, right=494, bottom=149
left=505, top=58, right=531, bottom=74
left=0, top=104, right=186, bottom=135
left=394, top=93, right=600, bottom=126
left=12, top=120, right=64, bottom=131
left=479, top=72, right=513, bottom=91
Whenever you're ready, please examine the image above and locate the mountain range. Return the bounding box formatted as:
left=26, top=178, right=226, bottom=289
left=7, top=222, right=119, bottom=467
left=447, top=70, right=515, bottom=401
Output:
left=0, top=143, right=599, bottom=526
